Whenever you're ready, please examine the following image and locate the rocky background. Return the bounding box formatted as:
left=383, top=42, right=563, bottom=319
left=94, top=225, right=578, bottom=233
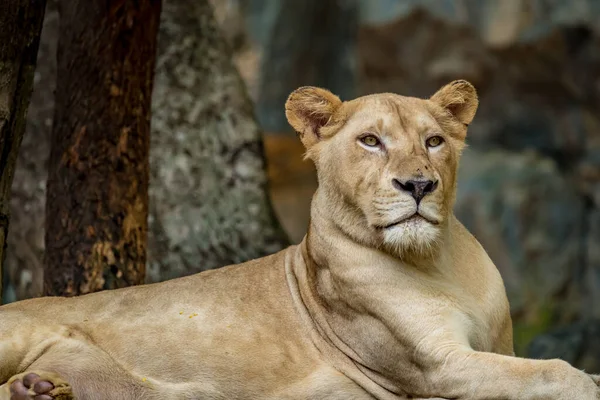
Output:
left=5, top=0, right=600, bottom=371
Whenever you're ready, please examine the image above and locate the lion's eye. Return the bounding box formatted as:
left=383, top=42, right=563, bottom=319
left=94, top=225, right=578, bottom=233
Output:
left=360, top=135, right=380, bottom=147
left=426, top=136, right=444, bottom=148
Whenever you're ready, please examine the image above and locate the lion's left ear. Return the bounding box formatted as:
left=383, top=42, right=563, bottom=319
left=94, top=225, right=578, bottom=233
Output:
left=430, top=80, right=478, bottom=125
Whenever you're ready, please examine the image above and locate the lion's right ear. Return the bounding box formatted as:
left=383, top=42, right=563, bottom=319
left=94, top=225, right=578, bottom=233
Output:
left=285, top=86, right=342, bottom=149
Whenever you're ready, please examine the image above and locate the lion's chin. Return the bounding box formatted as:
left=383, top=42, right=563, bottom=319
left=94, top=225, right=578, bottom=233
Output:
left=381, top=216, right=441, bottom=256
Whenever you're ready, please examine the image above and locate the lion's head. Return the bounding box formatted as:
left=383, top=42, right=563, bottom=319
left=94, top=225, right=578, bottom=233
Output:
left=285, top=80, right=478, bottom=258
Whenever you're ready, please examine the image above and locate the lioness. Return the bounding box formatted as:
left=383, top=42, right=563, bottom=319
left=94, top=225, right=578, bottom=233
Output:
left=1, top=80, right=599, bottom=400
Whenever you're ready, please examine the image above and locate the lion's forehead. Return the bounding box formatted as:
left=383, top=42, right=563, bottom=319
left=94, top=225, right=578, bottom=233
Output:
left=343, top=95, right=440, bottom=137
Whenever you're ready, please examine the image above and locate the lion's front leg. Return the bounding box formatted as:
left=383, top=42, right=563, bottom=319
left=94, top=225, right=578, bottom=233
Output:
left=428, top=349, right=600, bottom=400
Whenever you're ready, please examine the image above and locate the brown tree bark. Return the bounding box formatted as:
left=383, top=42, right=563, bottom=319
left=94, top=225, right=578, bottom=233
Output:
left=44, top=0, right=161, bottom=296
left=0, top=0, right=47, bottom=303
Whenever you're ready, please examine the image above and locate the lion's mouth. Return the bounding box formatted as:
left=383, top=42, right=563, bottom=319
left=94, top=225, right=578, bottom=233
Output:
left=381, top=213, right=438, bottom=229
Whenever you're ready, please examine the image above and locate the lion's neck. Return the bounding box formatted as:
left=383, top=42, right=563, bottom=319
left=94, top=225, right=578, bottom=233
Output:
left=286, top=193, right=457, bottom=397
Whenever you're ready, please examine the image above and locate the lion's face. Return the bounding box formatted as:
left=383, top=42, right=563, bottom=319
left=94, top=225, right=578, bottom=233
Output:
left=316, top=95, right=462, bottom=255
left=286, top=81, right=478, bottom=257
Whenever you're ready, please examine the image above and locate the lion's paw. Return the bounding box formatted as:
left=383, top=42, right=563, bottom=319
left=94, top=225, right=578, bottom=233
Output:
left=7, top=372, right=72, bottom=400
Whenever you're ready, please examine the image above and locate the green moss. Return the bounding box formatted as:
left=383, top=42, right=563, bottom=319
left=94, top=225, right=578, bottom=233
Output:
left=512, top=302, right=554, bottom=356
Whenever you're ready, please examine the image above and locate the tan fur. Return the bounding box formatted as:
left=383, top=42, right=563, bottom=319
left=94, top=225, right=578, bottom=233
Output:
left=1, top=80, right=599, bottom=400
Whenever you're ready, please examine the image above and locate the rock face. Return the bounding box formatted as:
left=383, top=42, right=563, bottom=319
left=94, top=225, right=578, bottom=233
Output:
left=248, top=0, right=359, bottom=132
left=456, top=150, right=585, bottom=355
left=147, top=0, right=287, bottom=283
left=528, top=319, right=600, bottom=374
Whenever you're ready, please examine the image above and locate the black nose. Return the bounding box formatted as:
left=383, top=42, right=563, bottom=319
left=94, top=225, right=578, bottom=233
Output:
left=392, top=179, right=438, bottom=204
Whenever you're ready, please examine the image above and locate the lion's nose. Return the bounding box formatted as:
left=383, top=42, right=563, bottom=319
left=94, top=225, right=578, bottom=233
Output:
left=392, top=179, right=438, bottom=204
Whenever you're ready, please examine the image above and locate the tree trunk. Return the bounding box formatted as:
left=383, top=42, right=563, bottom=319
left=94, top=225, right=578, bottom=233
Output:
left=0, top=0, right=47, bottom=303
left=147, top=0, right=289, bottom=282
left=44, top=0, right=161, bottom=296
left=2, top=1, right=56, bottom=304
